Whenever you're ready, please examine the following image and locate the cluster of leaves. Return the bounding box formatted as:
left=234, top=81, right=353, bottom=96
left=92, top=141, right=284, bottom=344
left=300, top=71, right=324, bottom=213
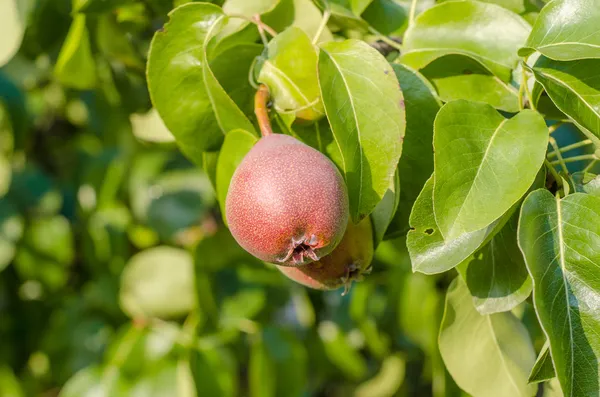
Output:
left=0, top=0, right=599, bottom=396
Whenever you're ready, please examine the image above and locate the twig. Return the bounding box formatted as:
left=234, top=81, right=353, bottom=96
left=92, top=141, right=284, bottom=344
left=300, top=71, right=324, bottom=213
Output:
left=547, top=139, right=593, bottom=158
left=550, top=154, right=597, bottom=165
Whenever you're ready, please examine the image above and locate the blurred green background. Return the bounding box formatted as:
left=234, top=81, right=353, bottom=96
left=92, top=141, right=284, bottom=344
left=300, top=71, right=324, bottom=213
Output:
left=0, top=0, right=559, bottom=396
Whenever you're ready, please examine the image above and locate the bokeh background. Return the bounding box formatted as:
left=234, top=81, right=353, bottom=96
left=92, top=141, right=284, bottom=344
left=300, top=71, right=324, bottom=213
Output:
left=0, top=0, right=590, bottom=396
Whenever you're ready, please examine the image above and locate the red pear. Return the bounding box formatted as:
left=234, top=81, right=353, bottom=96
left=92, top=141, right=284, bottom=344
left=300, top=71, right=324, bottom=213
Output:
left=277, top=217, right=374, bottom=293
left=226, top=133, right=349, bottom=266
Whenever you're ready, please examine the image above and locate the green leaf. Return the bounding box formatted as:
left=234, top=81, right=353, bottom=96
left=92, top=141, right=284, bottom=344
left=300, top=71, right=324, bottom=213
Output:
left=529, top=342, right=556, bottom=384
left=457, top=0, right=527, bottom=14
left=388, top=64, right=439, bottom=238
left=399, top=273, right=440, bottom=355
left=96, top=14, right=144, bottom=70
left=402, top=0, right=531, bottom=81
left=439, top=278, right=537, bottom=397
left=220, top=289, right=266, bottom=327
left=0, top=365, right=24, bottom=397
left=292, top=0, right=334, bottom=43
left=55, top=15, right=97, bottom=90
left=147, top=3, right=255, bottom=165
left=120, top=246, right=197, bottom=319
left=262, top=327, right=308, bottom=397
left=258, top=27, right=324, bottom=121
left=130, top=108, right=175, bottom=143
left=350, top=0, right=374, bottom=14
left=211, top=43, right=263, bottom=117
left=407, top=176, right=501, bottom=274
left=419, top=54, right=519, bottom=112
left=530, top=57, right=600, bottom=141
left=0, top=155, right=10, bottom=198
left=370, top=170, right=400, bottom=246
left=457, top=211, right=532, bottom=315
left=249, top=337, right=276, bottom=397
left=14, top=215, right=74, bottom=291
left=433, top=100, right=548, bottom=240
left=572, top=172, right=600, bottom=196
left=192, top=347, right=238, bottom=397
left=318, top=321, right=368, bottom=380
left=319, top=39, right=405, bottom=222
left=518, top=190, right=600, bottom=397
left=354, top=354, right=406, bottom=397
left=59, top=366, right=127, bottom=397
left=0, top=0, right=26, bottom=67
left=75, top=0, right=134, bottom=13
left=520, top=0, right=600, bottom=60
left=361, top=0, right=407, bottom=35
left=216, top=129, right=258, bottom=224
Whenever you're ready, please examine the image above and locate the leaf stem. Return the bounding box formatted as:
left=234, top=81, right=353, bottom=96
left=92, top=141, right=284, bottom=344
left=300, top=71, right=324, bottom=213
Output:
left=409, top=0, right=418, bottom=24
left=548, top=136, right=569, bottom=175
left=255, top=84, right=274, bottom=137
left=548, top=121, right=564, bottom=134
left=544, top=159, right=563, bottom=188
left=229, top=14, right=278, bottom=37
left=313, top=9, right=331, bottom=45
left=547, top=139, right=593, bottom=158
left=550, top=154, right=597, bottom=165
left=521, top=64, right=536, bottom=111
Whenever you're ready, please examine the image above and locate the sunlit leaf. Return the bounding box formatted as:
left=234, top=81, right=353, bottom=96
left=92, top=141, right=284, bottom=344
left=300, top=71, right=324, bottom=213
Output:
left=402, top=0, right=531, bottom=81
left=439, top=278, right=537, bottom=397
left=520, top=0, right=600, bottom=60
left=147, top=3, right=255, bottom=164
left=518, top=190, right=600, bottom=396
left=319, top=39, right=405, bottom=222
left=433, top=100, right=548, bottom=240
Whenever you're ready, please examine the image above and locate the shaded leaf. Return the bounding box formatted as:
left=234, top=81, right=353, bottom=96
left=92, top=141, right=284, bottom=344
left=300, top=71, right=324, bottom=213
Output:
left=402, top=0, right=531, bottom=81
left=420, top=54, right=519, bottom=112
left=192, top=347, right=238, bottom=397
left=529, top=342, right=556, bottom=384
left=433, top=100, right=548, bottom=240
left=249, top=336, right=276, bottom=397
left=387, top=64, right=439, bottom=238
left=520, top=0, right=600, bottom=60
left=518, top=190, right=600, bottom=396
left=370, top=170, right=400, bottom=246
left=319, top=39, right=405, bottom=222
left=14, top=215, right=74, bottom=290
left=572, top=172, right=600, bottom=196
left=439, top=278, right=537, bottom=397
left=530, top=57, right=600, bottom=141
left=457, top=211, right=532, bottom=315
left=361, top=0, right=407, bottom=35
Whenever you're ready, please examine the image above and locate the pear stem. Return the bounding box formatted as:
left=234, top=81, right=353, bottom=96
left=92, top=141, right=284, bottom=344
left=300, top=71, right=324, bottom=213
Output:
left=255, top=84, right=274, bottom=137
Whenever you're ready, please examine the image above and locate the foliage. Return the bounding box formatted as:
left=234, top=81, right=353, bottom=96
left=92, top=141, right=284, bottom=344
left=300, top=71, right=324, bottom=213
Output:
left=0, top=0, right=599, bottom=396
